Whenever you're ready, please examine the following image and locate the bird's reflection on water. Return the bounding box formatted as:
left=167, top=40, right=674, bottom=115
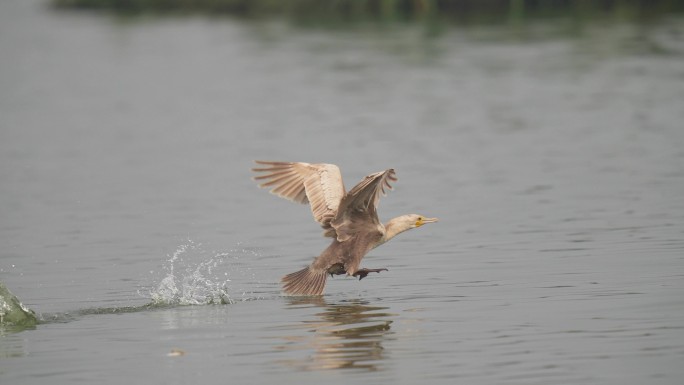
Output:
left=274, top=297, right=394, bottom=371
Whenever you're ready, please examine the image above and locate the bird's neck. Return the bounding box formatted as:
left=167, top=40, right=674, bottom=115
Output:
left=381, top=216, right=411, bottom=244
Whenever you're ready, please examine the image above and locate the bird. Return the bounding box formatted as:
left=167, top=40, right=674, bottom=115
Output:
left=251, top=161, right=438, bottom=296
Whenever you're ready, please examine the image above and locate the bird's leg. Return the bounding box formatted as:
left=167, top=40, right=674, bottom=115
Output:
left=353, top=268, right=388, bottom=281
left=327, top=263, right=346, bottom=278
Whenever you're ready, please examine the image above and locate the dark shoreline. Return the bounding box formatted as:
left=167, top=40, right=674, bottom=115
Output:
left=52, top=0, right=684, bottom=24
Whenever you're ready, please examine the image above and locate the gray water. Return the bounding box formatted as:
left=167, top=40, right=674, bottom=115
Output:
left=2, top=1, right=684, bottom=384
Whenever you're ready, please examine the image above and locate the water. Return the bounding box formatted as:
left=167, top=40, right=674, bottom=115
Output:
left=1, top=0, right=684, bottom=383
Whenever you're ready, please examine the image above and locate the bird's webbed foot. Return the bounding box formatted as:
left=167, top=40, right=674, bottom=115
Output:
left=353, top=268, right=388, bottom=281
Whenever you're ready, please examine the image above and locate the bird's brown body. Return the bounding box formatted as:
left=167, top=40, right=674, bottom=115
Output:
left=252, top=161, right=437, bottom=296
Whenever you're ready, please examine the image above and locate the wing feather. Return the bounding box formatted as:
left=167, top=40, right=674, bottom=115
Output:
left=252, top=161, right=345, bottom=234
left=331, top=169, right=397, bottom=242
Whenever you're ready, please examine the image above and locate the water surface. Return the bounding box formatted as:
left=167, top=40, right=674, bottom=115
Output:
left=1, top=1, right=684, bottom=384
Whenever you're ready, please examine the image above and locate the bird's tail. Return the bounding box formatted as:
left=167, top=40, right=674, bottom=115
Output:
left=281, top=266, right=327, bottom=296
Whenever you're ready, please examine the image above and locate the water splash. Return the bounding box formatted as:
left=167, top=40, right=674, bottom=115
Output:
left=146, top=240, right=261, bottom=306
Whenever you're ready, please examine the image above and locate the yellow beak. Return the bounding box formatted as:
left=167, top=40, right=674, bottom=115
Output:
left=416, top=217, right=439, bottom=227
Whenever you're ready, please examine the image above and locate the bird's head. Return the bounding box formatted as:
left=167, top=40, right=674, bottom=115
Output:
left=408, top=214, right=439, bottom=228
left=381, top=214, right=439, bottom=243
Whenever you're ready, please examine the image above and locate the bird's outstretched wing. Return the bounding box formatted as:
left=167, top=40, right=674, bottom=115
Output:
left=252, top=161, right=345, bottom=235
left=331, top=169, right=397, bottom=242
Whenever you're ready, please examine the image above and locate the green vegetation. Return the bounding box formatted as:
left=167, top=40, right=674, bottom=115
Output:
left=0, top=281, right=37, bottom=330
left=51, top=0, right=684, bottom=24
